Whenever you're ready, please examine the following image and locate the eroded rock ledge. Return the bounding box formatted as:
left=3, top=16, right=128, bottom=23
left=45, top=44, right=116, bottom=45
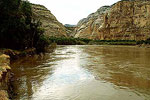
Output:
left=0, top=54, right=11, bottom=100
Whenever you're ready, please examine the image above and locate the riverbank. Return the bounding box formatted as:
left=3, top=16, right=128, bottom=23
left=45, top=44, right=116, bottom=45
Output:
left=0, top=49, right=35, bottom=100
left=49, top=37, right=150, bottom=46
left=0, top=48, right=37, bottom=60
left=0, top=54, right=12, bottom=100
left=0, top=43, right=57, bottom=99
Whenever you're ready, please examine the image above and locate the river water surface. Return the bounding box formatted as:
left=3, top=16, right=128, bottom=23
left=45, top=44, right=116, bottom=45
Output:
left=11, top=45, right=150, bottom=100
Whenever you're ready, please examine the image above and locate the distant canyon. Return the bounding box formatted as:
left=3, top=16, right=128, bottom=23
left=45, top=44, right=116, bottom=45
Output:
left=33, top=0, right=150, bottom=40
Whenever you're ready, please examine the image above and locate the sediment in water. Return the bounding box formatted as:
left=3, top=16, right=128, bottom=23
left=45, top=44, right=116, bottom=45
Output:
left=0, top=44, right=57, bottom=99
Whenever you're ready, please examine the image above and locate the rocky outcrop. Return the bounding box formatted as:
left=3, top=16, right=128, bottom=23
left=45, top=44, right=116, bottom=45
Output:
left=0, top=54, right=11, bottom=100
left=74, top=0, right=150, bottom=40
left=74, top=6, right=110, bottom=39
left=0, top=48, right=36, bottom=60
left=64, top=24, right=76, bottom=37
left=32, top=4, right=67, bottom=37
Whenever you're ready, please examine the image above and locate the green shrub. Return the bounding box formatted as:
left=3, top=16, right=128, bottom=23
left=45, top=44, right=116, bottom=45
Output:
left=136, top=39, right=150, bottom=45
left=48, top=37, right=138, bottom=45
left=36, top=35, right=50, bottom=52
left=0, top=0, right=49, bottom=52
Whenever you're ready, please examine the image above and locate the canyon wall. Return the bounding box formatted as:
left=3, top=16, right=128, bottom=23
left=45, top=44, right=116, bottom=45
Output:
left=32, top=4, right=67, bottom=37
left=64, top=24, right=76, bottom=37
left=74, top=0, right=150, bottom=40
left=74, top=6, right=110, bottom=39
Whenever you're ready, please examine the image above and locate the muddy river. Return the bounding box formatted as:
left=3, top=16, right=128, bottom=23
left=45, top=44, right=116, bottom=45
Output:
left=11, top=45, right=150, bottom=100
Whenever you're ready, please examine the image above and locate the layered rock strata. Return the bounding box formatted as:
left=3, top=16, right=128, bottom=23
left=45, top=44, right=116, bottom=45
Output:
left=32, top=4, right=67, bottom=37
left=74, top=6, right=110, bottom=39
left=75, top=0, right=150, bottom=40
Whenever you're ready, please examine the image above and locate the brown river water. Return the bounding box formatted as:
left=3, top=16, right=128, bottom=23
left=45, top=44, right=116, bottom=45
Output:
left=11, top=45, right=150, bottom=100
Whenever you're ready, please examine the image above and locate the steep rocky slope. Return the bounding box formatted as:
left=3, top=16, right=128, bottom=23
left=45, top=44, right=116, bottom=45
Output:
left=74, top=6, right=110, bottom=39
left=32, top=4, right=67, bottom=37
left=74, top=0, right=150, bottom=40
left=64, top=24, right=76, bottom=37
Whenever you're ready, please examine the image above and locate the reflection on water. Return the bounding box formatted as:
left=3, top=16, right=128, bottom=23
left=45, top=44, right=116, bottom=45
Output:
left=11, top=45, right=150, bottom=100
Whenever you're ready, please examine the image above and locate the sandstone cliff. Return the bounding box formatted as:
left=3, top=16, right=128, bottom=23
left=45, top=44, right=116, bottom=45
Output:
left=74, top=0, right=150, bottom=40
left=32, top=4, right=67, bottom=37
left=64, top=24, right=76, bottom=37
left=74, top=6, right=110, bottom=39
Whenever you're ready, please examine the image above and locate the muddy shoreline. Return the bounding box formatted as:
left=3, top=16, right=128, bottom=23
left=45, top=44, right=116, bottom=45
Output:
left=0, top=44, right=56, bottom=99
left=0, top=54, right=12, bottom=100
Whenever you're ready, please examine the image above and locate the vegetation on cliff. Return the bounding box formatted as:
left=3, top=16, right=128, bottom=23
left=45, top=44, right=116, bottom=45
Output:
left=0, top=0, right=49, bottom=52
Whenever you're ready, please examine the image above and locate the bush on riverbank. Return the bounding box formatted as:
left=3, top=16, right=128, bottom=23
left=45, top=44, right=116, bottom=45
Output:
left=89, top=40, right=136, bottom=45
left=49, top=37, right=138, bottom=45
left=0, top=0, right=49, bottom=52
left=49, top=37, right=90, bottom=45
left=136, top=38, right=150, bottom=45
left=49, top=37, right=150, bottom=46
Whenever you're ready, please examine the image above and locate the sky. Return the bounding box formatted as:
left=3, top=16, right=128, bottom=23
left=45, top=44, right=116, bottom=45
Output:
left=29, top=0, right=120, bottom=25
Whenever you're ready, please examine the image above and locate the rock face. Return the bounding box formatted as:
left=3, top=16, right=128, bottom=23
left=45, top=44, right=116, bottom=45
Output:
left=0, top=54, right=11, bottom=100
left=64, top=24, right=76, bottom=37
left=74, top=0, right=150, bottom=40
left=32, top=4, right=67, bottom=37
left=74, top=6, right=110, bottom=39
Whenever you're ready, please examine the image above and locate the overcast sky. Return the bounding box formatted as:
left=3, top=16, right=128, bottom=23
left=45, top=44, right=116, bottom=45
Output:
left=29, top=0, right=120, bottom=25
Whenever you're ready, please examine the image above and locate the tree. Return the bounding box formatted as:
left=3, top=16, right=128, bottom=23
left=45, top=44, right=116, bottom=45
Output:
left=0, top=0, right=49, bottom=52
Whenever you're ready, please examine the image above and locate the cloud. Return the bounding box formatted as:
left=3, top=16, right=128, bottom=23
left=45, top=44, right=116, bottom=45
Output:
left=29, top=0, right=120, bottom=24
